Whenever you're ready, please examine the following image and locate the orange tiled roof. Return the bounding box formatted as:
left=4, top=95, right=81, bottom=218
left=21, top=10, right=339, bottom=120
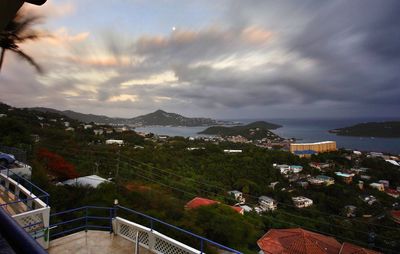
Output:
left=185, top=197, right=243, bottom=214
left=339, top=242, right=382, bottom=254
left=185, top=197, right=219, bottom=209
left=257, top=228, right=341, bottom=254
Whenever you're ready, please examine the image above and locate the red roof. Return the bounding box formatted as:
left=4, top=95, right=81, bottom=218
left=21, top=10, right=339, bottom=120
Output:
left=257, top=228, right=341, bottom=254
left=390, top=210, right=400, bottom=223
left=185, top=197, right=219, bottom=209
left=339, top=242, right=381, bottom=254
left=385, top=189, right=399, bottom=195
left=231, top=206, right=244, bottom=214
left=185, top=197, right=243, bottom=214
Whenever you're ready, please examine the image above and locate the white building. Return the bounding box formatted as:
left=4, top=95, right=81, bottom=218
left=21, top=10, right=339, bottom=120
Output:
left=84, top=125, right=93, bottom=129
left=93, top=129, right=104, bottom=135
left=228, top=190, right=245, bottom=204
left=239, top=205, right=253, bottom=213
left=369, top=183, right=385, bottom=192
left=274, top=164, right=303, bottom=175
left=61, top=175, right=109, bottom=188
left=292, top=196, right=313, bottom=208
left=224, top=149, right=242, bottom=153
left=105, top=139, right=124, bottom=145
left=258, top=196, right=277, bottom=211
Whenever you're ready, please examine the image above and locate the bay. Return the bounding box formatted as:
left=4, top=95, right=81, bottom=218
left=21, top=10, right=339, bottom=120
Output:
left=135, top=117, right=400, bottom=154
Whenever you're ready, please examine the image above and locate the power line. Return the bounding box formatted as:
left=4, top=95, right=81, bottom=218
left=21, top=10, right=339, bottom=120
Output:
left=38, top=144, right=400, bottom=233
left=36, top=145, right=399, bottom=251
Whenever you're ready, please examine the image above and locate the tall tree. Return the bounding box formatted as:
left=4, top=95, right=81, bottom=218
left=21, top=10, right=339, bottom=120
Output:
left=0, top=11, right=43, bottom=73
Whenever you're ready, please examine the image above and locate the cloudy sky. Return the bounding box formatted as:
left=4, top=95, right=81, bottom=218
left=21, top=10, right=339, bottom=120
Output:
left=1, top=0, right=399, bottom=119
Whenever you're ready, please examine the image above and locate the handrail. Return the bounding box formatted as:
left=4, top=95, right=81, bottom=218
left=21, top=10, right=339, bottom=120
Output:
left=117, top=205, right=243, bottom=254
left=0, top=167, right=50, bottom=207
left=49, top=205, right=242, bottom=254
left=49, top=206, right=113, bottom=240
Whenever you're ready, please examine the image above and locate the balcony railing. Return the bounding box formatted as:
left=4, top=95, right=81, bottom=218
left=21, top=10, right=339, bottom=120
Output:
left=49, top=205, right=243, bottom=254
left=0, top=167, right=51, bottom=249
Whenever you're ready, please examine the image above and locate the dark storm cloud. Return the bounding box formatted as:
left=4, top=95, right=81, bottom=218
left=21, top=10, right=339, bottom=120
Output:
left=2, top=0, right=400, bottom=118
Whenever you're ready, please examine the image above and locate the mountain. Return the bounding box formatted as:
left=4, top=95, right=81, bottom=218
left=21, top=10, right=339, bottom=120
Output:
left=31, top=107, right=222, bottom=127
left=198, top=121, right=283, bottom=140
left=132, top=110, right=220, bottom=126
left=329, top=121, right=400, bottom=138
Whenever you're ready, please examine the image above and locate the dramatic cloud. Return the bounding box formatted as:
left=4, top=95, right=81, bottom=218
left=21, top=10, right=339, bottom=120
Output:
left=0, top=0, right=399, bottom=118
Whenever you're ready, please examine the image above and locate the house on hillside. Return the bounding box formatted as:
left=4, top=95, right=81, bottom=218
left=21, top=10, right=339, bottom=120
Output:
left=105, top=139, right=124, bottom=145
left=93, top=129, right=104, bottom=135
left=257, top=228, right=341, bottom=254
left=335, top=172, right=354, bottom=184
left=257, top=228, right=382, bottom=254
left=274, top=164, right=303, bottom=175
left=228, top=190, right=245, bottom=204
left=61, top=175, right=109, bottom=188
left=223, top=149, right=242, bottom=153
left=258, top=196, right=277, bottom=211
left=370, top=183, right=385, bottom=192
left=308, top=175, right=335, bottom=186
left=292, top=196, right=313, bottom=208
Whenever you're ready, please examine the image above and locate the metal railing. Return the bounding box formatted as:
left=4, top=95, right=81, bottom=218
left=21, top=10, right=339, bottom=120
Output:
left=49, top=206, right=114, bottom=239
left=0, top=166, right=49, bottom=210
left=49, top=205, right=243, bottom=254
left=0, top=167, right=51, bottom=249
left=116, top=205, right=242, bottom=254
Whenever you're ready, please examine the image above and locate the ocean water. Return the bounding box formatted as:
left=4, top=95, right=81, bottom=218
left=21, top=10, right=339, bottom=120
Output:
left=135, top=118, right=400, bottom=154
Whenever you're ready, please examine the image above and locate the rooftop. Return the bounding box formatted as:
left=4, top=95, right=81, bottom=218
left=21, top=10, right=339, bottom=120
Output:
left=257, top=228, right=341, bottom=254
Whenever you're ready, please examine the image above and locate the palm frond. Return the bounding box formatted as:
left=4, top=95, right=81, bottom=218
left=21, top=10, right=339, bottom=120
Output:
left=12, top=14, right=42, bottom=36
left=12, top=48, right=43, bottom=74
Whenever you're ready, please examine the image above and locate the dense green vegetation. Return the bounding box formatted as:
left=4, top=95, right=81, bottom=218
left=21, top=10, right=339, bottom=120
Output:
left=199, top=121, right=283, bottom=141
left=1, top=103, right=400, bottom=253
left=330, top=121, right=400, bottom=138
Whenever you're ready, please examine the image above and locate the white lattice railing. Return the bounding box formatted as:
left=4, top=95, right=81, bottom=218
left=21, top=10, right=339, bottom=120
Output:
left=0, top=170, right=50, bottom=249
left=114, top=217, right=201, bottom=254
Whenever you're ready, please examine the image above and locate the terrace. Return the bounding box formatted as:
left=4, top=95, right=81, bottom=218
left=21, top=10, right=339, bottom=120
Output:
left=0, top=166, right=242, bottom=254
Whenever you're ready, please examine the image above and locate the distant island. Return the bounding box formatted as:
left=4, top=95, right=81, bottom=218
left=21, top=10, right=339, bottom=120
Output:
left=198, top=121, right=283, bottom=141
left=31, top=107, right=227, bottom=127
left=329, top=121, right=400, bottom=138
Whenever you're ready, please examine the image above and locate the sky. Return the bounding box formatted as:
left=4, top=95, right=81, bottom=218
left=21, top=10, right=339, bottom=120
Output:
left=0, top=0, right=399, bottom=119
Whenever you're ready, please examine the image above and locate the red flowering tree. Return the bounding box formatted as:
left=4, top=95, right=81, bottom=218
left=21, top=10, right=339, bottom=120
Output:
left=37, top=148, right=79, bottom=181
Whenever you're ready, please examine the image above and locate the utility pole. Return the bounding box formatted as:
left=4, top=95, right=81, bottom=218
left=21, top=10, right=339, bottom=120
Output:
left=94, top=162, right=99, bottom=175
left=116, top=149, right=120, bottom=178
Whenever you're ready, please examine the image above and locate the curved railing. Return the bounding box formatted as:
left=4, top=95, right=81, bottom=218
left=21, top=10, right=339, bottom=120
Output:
left=49, top=205, right=243, bottom=254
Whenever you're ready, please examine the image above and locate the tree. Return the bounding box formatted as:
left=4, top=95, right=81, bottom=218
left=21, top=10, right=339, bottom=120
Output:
left=0, top=10, right=43, bottom=73
left=37, top=148, right=79, bottom=181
